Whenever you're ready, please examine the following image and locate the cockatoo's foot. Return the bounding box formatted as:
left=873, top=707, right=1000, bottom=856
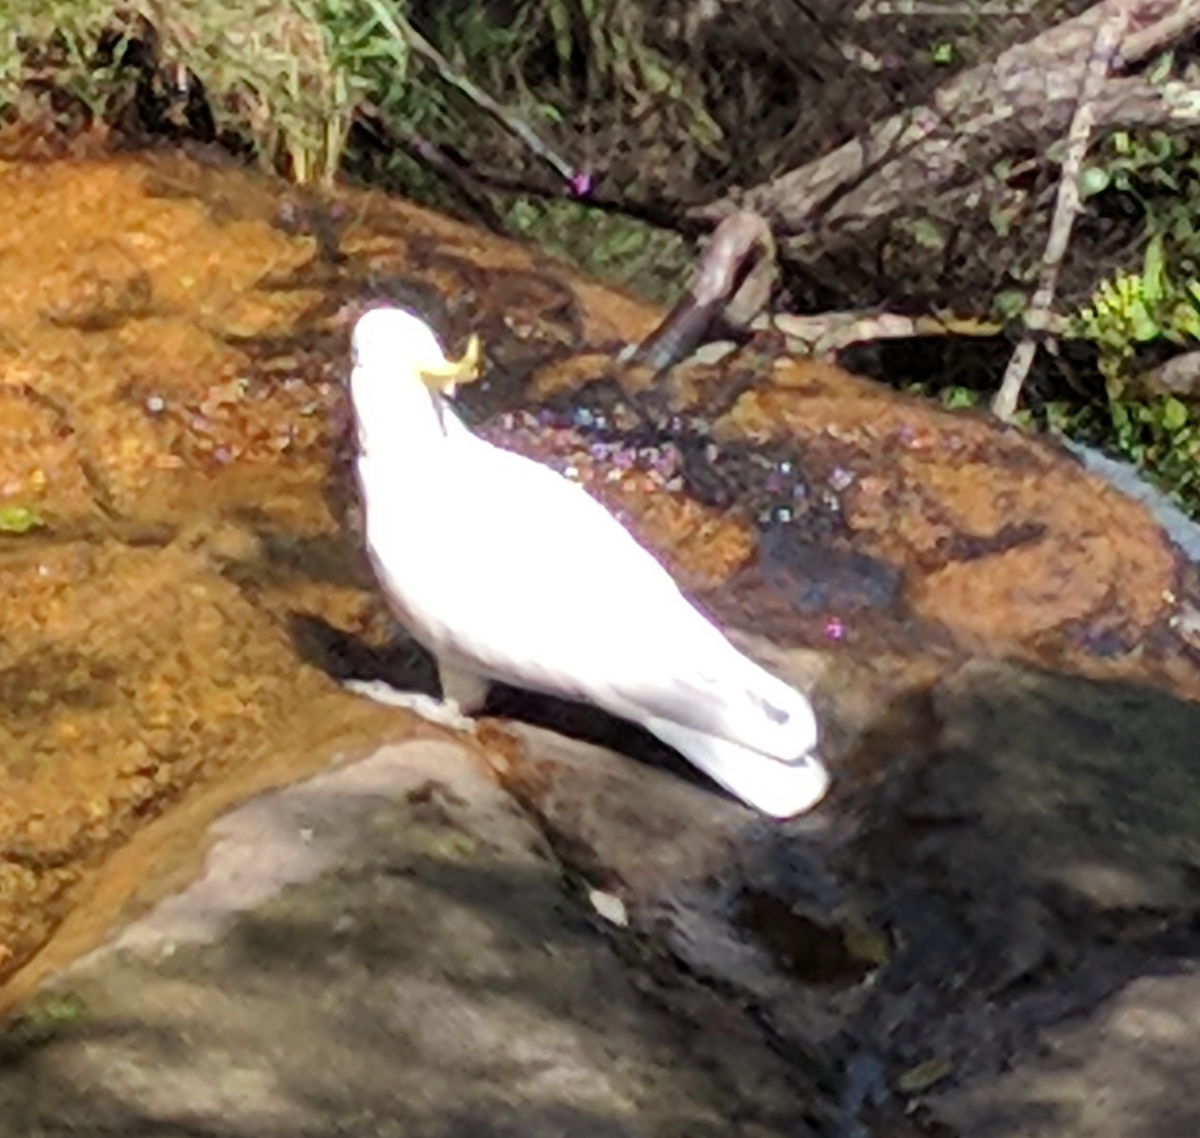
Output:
left=343, top=679, right=477, bottom=734
left=436, top=663, right=491, bottom=716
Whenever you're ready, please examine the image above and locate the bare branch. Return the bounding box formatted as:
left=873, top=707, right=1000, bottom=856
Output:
left=1093, top=77, right=1200, bottom=126
left=768, top=311, right=1003, bottom=359
left=364, top=1, right=584, bottom=191
left=992, top=6, right=1131, bottom=421
left=690, top=0, right=1200, bottom=259
left=1118, top=3, right=1200, bottom=64
left=629, top=211, right=778, bottom=371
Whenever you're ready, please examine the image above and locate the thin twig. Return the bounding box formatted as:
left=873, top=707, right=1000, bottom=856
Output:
left=459, top=158, right=694, bottom=231
left=991, top=6, right=1131, bottom=421
left=349, top=112, right=694, bottom=234
left=363, top=0, right=586, bottom=192
left=357, top=102, right=509, bottom=234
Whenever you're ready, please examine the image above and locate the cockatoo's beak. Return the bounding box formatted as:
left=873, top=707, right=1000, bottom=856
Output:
left=419, top=334, right=483, bottom=396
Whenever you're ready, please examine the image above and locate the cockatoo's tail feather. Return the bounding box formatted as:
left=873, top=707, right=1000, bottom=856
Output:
left=347, top=306, right=830, bottom=818
left=616, top=628, right=819, bottom=761
left=643, top=718, right=829, bottom=818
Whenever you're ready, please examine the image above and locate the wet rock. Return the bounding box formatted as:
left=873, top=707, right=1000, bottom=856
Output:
left=838, top=661, right=1200, bottom=1089
left=0, top=740, right=822, bottom=1138
left=756, top=522, right=902, bottom=614
left=488, top=719, right=873, bottom=1073
left=721, top=377, right=1185, bottom=684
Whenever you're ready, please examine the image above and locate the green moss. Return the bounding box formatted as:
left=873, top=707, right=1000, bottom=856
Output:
left=504, top=196, right=690, bottom=304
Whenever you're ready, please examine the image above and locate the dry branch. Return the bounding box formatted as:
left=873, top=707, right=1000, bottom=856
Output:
left=767, top=310, right=1003, bottom=359
left=690, top=0, right=1200, bottom=259
left=629, top=211, right=778, bottom=370
left=993, top=4, right=1130, bottom=421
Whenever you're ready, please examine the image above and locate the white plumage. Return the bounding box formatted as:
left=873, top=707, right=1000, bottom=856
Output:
left=346, top=305, right=830, bottom=818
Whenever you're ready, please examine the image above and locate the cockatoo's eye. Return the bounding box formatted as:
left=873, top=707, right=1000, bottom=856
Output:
left=418, top=334, right=483, bottom=394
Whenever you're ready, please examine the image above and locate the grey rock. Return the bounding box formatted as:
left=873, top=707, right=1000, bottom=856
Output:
left=0, top=740, right=818, bottom=1138
left=932, top=963, right=1200, bottom=1138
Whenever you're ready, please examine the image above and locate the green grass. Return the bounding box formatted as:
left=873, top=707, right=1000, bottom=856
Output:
left=0, top=0, right=412, bottom=183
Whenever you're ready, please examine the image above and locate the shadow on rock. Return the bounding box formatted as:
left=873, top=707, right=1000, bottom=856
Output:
left=474, top=653, right=1200, bottom=1138
left=288, top=612, right=730, bottom=802
left=704, top=662, right=1200, bottom=1138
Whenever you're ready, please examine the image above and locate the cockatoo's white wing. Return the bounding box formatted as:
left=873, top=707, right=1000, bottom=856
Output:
left=371, top=431, right=818, bottom=751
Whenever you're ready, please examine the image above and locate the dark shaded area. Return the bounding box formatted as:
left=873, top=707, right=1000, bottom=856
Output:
left=758, top=524, right=902, bottom=614
left=736, top=887, right=878, bottom=987
left=733, top=663, right=1200, bottom=1096
left=418, top=652, right=1200, bottom=1138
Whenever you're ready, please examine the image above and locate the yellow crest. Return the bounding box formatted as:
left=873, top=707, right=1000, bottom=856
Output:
left=419, top=333, right=483, bottom=393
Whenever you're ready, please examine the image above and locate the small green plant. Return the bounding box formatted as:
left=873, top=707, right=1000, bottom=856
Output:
left=0, top=504, right=44, bottom=535
left=1073, top=234, right=1200, bottom=397
left=1074, top=123, right=1200, bottom=374
left=1048, top=118, right=1200, bottom=515
left=0, top=990, right=88, bottom=1063
left=504, top=196, right=689, bottom=303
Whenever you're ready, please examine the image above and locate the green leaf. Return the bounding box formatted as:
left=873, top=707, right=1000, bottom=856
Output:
left=0, top=505, right=44, bottom=535
left=942, top=387, right=980, bottom=409
left=1174, top=304, right=1200, bottom=340
left=1079, top=166, right=1110, bottom=197
left=908, top=217, right=946, bottom=251
left=994, top=290, right=1026, bottom=321
left=1130, top=297, right=1162, bottom=341
left=546, top=0, right=572, bottom=65
left=1143, top=233, right=1167, bottom=306
left=1147, top=50, right=1174, bottom=86
left=1163, top=396, right=1189, bottom=431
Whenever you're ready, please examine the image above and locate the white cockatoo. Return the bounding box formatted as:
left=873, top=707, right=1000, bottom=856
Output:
left=344, top=305, right=830, bottom=818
